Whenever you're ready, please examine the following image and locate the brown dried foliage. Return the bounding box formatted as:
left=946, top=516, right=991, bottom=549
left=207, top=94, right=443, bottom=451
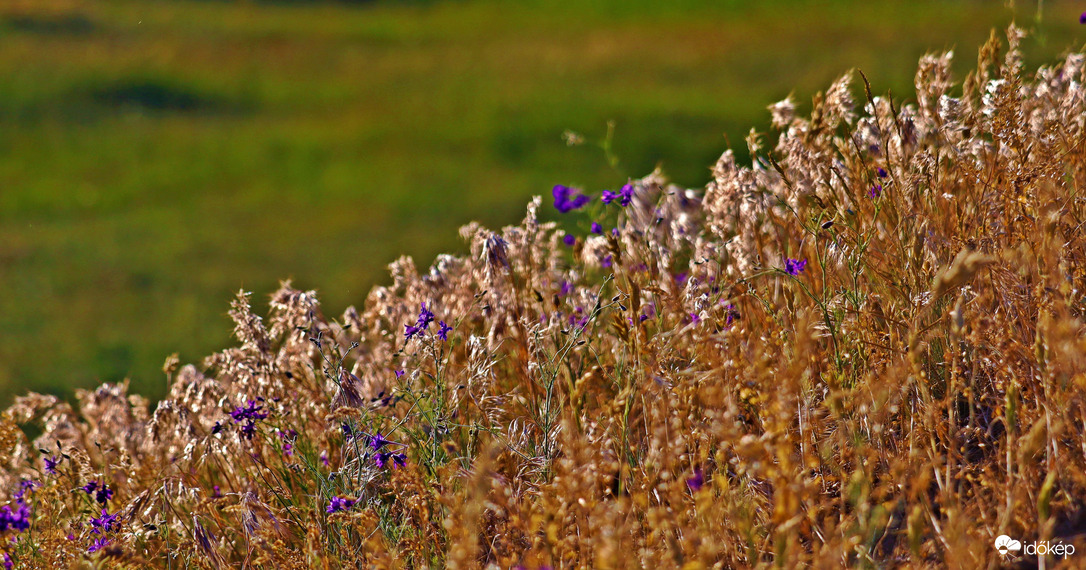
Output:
left=2, top=27, right=1086, bottom=568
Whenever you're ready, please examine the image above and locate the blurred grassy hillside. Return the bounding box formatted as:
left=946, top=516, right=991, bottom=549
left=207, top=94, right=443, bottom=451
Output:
left=0, top=0, right=1082, bottom=404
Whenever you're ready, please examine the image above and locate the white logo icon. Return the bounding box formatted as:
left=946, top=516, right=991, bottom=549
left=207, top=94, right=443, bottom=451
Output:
left=995, top=535, right=1022, bottom=556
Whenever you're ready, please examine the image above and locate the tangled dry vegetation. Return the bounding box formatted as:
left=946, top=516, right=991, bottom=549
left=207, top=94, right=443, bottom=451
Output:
left=3, top=27, right=1086, bottom=568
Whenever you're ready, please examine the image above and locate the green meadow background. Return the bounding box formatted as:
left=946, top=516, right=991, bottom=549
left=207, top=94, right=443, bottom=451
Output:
left=1, top=0, right=1082, bottom=405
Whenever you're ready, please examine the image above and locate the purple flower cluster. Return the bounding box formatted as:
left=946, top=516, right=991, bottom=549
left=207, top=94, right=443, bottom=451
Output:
left=89, top=508, right=119, bottom=534
left=326, top=496, right=355, bottom=514
left=601, top=184, right=635, bottom=206
left=231, top=399, right=270, bottom=440
left=0, top=501, right=30, bottom=533
left=369, top=432, right=406, bottom=469
left=785, top=258, right=808, bottom=276
left=44, top=455, right=59, bottom=475
left=369, top=432, right=392, bottom=451
left=15, top=480, right=37, bottom=501
left=0, top=480, right=34, bottom=533
left=567, top=307, right=589, bottom=331
left=375, top=452, right=407, bottom=469
left=438, top=320, right=453, bottom=341
left=552, top=185, right=591, bottom=213
left=82, top=481, right=113, bottom=505
left=868, top=184, right=882, bottom=199
left=88, top=537, right=110, bottom=553
left=724, top=303, right=741, bottom=328
left=404, top=302, right=436, bottom=340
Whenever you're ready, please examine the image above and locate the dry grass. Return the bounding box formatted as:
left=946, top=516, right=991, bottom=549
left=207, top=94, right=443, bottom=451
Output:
left=3, top=26, right=1086, bottom=568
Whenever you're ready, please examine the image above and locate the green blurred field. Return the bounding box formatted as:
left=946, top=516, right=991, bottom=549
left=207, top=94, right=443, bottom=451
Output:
left=0, top=0, right=1082, bottom=404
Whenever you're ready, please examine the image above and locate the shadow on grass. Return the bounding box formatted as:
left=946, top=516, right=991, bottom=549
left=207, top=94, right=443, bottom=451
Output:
left=2, top=14, right=95, bottom=35
left=88, top=77, right=240, bottom=113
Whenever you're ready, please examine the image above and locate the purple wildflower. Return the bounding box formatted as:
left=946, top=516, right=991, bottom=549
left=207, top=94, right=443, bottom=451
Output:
left=404, top=302, right=436, bottom=340
left=877, top=167, right=888, bottom=178
left=90, top=508, right=119, bottom=534
left=552, top=185, right=590, bottom=213
left=320, top=451, right=329, bottom=467
left=686, top=468, right=705, bottom=492
left=230, top=400, right=268, bottom=441
left=602, top=184, right=635, bottom=206
left=601, top=255, right=613, bottom=268
left=639, top=302, right=656, bottom=323
left=689, top=312, right=701, bottom=324
left=212, top=485, right=222, bottom=499
left=231, top=400, right=269, bottom=423
left=15, top=480, right=38, bottom=501
left=868, top=184, right=882, bottom=198
left=375, top=451, right=407, bottom=469
left=2, top=553, right=10, bottom=570
left=438, top=320, right=452, bottom=341
left=241, top=421, right=258, bottom=440
left=341, top=423, right=354, bottom=437
left=0, top=501, right=31, bottom=533
left=326, top=496, right=355, bottom=514
left=611, top=227, right=619, bottom=238
left=724, top=304, right=741, bottom=328
left=82, top=481, right=113, bottom=505
left=88, top=537, right=110, bottom=554
left=562, top=234, right=576, bottom=246
left=416, top=302, right=435, bottom=330
left=559, top=280, right=573, bottom=297
left=785, top=258, right=808, bottom=276
left=369, top=432, right=392, bottom=452
left=44, top=455, right=58, bottom=475
left=395, top=369, right=404, bottom=379
left=1081, top=11, right=1086, bottom=24
left=591, top=222, right=603, bottom=235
